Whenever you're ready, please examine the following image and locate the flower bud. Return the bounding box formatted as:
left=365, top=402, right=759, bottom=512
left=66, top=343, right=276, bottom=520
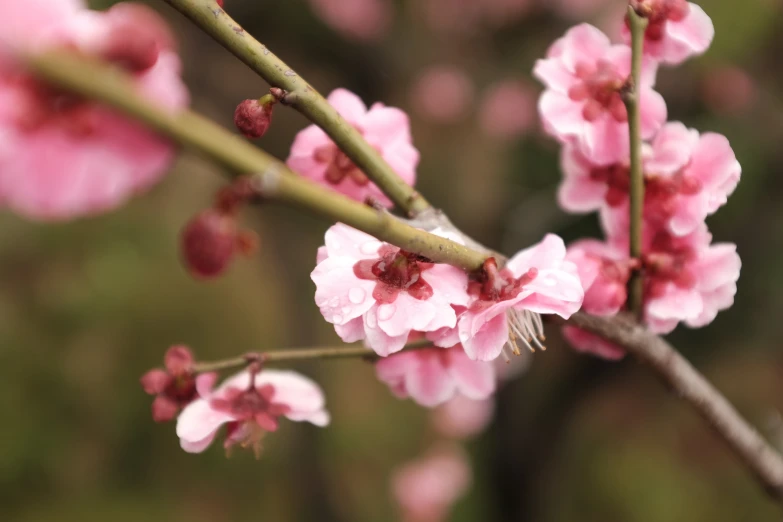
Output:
left=234, top=96, right=275, bottom=139
left=181, top=210, right=240, bottom=279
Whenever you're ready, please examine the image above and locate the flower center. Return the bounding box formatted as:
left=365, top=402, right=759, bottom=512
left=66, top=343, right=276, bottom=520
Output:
left=353, top=246, right=435, bottom=304
left=468, top=258, right=538, bottom=305
left=568, top=60, right=627, bottom=123
left=642, top=231, right=697, bottom=297
left=590, top=163, right=631, bottom=206
left=315, top=143, right=370, bottom=186
left=636, top=0, right=690, bottom=41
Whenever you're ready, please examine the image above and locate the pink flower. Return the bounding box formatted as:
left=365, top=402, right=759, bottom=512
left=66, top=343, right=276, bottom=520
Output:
left=562, top=325, right=626, bottom=360
left=431, top=395, right=494, bottom=439
left=0, top=1, right=189, bottom=220
left=701, top=66, right=757, bottom=116
left=140, top=345, right=215, bottom=422
left=307, top=0, right=392, bottom=42
left=533, top=24, right=666, bottom=166
left=311, top=224, right=470, bottom=356
left=623, top=1, right=714, bottom=65
left=176, top=368, right=329, bottom=456
left=287, top=89, right=418, bottom=208
left=456, top=234, right=584, bottom=361
left=376, top=345, right=496, bottom=407
left=478, top=80, right=537, bottom=140
left=563, top=122, right=741, bottom=237
left=410, top=65, right=474, bottom=124
left=643, top=224, right=741, bottom=334
left=392, top=444, right=471, bottom=522
left=566, top=239, right=633, bottom=316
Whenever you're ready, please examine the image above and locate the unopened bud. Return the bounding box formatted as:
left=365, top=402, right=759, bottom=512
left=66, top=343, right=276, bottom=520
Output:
left=234, top=95, right=275, bottom=139
left=181, top=210, right=240, bottom=279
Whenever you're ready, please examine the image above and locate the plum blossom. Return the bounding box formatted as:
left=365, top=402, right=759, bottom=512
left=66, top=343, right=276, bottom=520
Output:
left=566, top=238, right=634, bottom=316
left=392, top=444, right=471, bottom=522
left=431, top=395, right=494, bottom=439
left=176, top=367, right=329, bottom=456
left=455, top=234, right=584, bottom=362
left=0, top=0, right=189, bottom=220
left=478, top=80, right=537, bottom=140
left=287, top=88, right=418, bottom=207
left=561, top=122, right=741, bottom=237
left=623, top=1, right=714, bottom=65
left=311, top=224, right=470, bottom=356
left=375, top=345, right=495, bottom=407
left=533, top=24, right=666, bottom=166
left=410, top=65, right=474, bottom=124
left=140, top=345, right=216, bottom=422
left=307, top=0, right=392, bottom=42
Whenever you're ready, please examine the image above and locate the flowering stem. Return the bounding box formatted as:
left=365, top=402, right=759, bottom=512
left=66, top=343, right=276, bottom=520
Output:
left=25, top=51, right=486, bottom=272
left=192, top=339, right=434, bottom=373
left=161, top=0, right=430, bottom=217
left=623, top=5, right=648, bottom=320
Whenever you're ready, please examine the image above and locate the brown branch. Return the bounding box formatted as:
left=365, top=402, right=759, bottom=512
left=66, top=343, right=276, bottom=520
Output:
left=567, top=312, right=783, bottom=501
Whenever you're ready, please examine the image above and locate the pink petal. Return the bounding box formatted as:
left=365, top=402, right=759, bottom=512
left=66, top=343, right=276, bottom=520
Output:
left=406, top=352, right=457, bottom=407
left=364, top=305, right=410, bottom=356
left=506, top=233, right=568, bottom=276
left=559, top=24, right=611, bottom=73
left=647, top=122, right=698, bottom=175
left=176, top=399, right=236, bottom=444
left=326, top=88, right=368, bottom=123
left=638, top=86, right=668, bottom=140
left=532, top=58, right=576, bottom=92
left=693, top=243, right=741, bottom=292
left=580, top=115, right=629, bottom=166
left=287, top=124, right=332, bottom=158
left=424, top=264, right=470, bottom=307
left=323, top=223, right=381, bottom=259
left=257, top=370, right=328, bottom=419
left=363, top=106, right=412, bottom=146
left=664, top=4, right=714, bottom=64
left=447, top=349, right=496, bottom=400
left=335, top=317, right=367, bottom=343
left=538, top=90, right=586, bottom=139
left=460, top=312, right=509, bottom=362
left=378, top=295, right=439, bottom=337
left=687, top=132, right=741, bottom=208
left=180, top=431, right=219, bottom=453
left=311, top=257, right=376, bottom=325
left=646, top=286, right=703, bottom=322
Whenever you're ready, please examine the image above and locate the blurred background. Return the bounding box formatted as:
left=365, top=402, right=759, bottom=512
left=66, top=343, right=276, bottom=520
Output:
left=3, top=0, right=783, bottom=520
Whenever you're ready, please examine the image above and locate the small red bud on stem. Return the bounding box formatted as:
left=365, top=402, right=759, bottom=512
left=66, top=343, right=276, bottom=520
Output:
left=234, top=94, right=276, bottom=139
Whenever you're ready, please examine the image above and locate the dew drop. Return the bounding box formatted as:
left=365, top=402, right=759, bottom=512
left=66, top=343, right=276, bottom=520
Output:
left=378, top=304, right=396, bottom=321
left=332, top=314, right=344, bottom=325
left=360, top=241, right=382, bottom=255
left=341, top=306, right=352, bottom=315
left=348, top=287, right=366, bottom=304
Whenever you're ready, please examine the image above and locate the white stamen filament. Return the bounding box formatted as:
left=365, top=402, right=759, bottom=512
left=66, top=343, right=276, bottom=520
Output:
left=503, top=309, right=546, bottom=362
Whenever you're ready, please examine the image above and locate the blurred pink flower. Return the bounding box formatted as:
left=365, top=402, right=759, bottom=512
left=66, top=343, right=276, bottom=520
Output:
left=311, top=224, right=470, bottom=356
left=562, top=325, right=626, bottom=360
left=478, top=80, right=537, bottom=140
left=457, top=235, right=584, bottom=361
left=287, top=88, right=418, bottom=207
left=546, top=0, right=614, bottom=19
left=376, top=345, right=496, bottom=407
left=481, top=0, right=534, bottom=27
left=622, top=1, right=714, bottom=65
left=410, top=65, right=474, bottom=124
left=392, top=444, right=471, bottom=522
left=177, top=368, right=329, bottom=456
left=566, top=238, right=633, bottom=316
left=431, top=395, right=494, bottom=439
left=533, top=24, right=666, bottom=165
left=0, top=1, right=189, bottom=220
left=307, top=0, right=392, bottom=42
left=702, top=65, right=757, bottom=116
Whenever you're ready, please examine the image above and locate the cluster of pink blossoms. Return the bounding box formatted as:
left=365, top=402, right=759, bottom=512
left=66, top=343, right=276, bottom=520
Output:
left=535, top=2, right=741, bottom=358
left=0, top=0, right=188, bottom=221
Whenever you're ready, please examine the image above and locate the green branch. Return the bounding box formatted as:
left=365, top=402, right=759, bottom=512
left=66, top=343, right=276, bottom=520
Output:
left=25, top=51, right=485, bottom=272
left=623, top=6, right=649, bottom=319
left=162, top=0, right=430, bottom=217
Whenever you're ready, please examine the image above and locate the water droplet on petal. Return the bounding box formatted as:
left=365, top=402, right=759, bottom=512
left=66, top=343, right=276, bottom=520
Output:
left=332, top=241, right=341, bottom=250
left=341, top=306, right=352, bottom=315
left=459, top=330, right=469, bottom=342
left=543, top=278, right=557, bottom=286
left=332, top=314, right=344, bottom=325
left=329, top=297, right=340, bottom=307
left=360, top=241, right=382, bottom=255
left=378, top=304, right=396, bottom=321
left=348, top=287, right=366, bottom=304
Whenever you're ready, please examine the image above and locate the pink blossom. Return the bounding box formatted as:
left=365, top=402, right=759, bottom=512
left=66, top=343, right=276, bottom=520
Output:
left=478, top=80, right=537, bottom=140
left=410, top=65, right=474, bottom=124
left=431, top=395, right=494, bottom=439
left=702, top=65, right=757, bottom=116
left=376, top=345, right=496, bottom=407
left=566, top=239, right=633, bottom=316
left=533, top=24, right=666, bottom=166
left=392, top=444, right=471, bottom=522
left=456, top=234, right=584, bottom=361
left=311, top=224, right=470, bottom=356
left=287, top=89, right=418, bottom=207
left=307, top=0, right=392, bottom=42
left=562, top=325, right=626, bottom=360
left=547, top=0, right=614, bottom=19
left=623, top=1, right=714, bottom=65
left=643, top=225, right=741, bottom=334
left=0, top=1, right=189, bottom=220
left=176, top=368, right=329, bottom=456
left=563, top=122, right=741, bottom=237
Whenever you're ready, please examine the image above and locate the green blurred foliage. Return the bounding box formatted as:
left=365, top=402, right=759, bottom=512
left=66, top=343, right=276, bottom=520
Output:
left=4, top=0, right=783, bottom=521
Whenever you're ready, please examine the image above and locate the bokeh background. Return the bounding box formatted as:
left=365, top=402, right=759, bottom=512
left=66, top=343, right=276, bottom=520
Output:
left=4, top=0, right=783, bottom=520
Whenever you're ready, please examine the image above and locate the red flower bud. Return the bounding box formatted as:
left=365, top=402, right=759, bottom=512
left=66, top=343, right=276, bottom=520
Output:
left=181, top=210, right=240, bottom=279
left=234, top=98, right=275, bottom=139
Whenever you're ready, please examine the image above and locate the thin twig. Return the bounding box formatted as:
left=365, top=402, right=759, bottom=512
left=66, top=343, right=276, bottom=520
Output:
left=622, top=6, right=648, bottom=319
left=192, top=339, right=435, bottom=373
left=162, top=0, right=430, bottom=217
